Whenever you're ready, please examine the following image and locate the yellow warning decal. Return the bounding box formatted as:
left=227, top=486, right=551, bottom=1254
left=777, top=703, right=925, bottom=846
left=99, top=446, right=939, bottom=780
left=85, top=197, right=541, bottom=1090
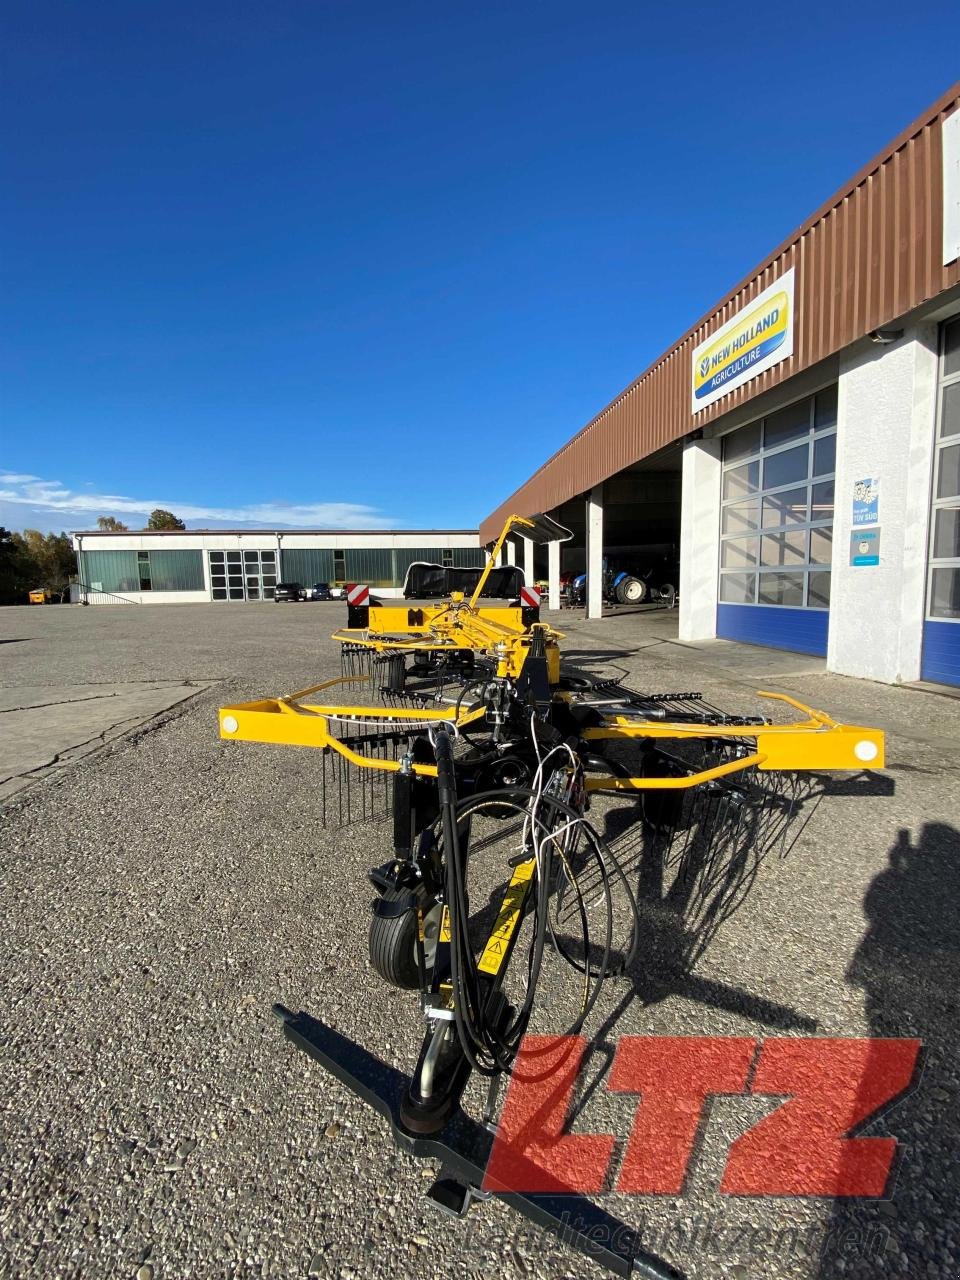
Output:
left=477, top=859, right=535, bottom=976
left=439, top=906, right=451, bottom=943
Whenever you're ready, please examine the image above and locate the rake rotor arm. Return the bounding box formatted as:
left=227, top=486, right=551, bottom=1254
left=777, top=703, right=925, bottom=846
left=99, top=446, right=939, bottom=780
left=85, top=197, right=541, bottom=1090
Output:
left=581, top=707, right=884, bottom=773
left=469, top=511, right=573, bottom=609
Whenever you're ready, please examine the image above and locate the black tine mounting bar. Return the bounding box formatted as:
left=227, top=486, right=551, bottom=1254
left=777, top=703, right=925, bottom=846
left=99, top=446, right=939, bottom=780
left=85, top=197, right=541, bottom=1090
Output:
left=271, top=1005, right=683, bottom=1280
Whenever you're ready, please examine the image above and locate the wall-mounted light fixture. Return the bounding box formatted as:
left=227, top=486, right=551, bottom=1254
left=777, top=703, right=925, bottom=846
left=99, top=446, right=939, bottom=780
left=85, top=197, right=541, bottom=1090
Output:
left=868, top=327, right=904, bottom=345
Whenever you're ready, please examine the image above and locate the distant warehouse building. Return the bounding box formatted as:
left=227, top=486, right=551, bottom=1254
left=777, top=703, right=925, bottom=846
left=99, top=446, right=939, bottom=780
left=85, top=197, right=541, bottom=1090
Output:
left=481, top=83, right=960, bottom=688
left=71, top=528, right=485, bottom=604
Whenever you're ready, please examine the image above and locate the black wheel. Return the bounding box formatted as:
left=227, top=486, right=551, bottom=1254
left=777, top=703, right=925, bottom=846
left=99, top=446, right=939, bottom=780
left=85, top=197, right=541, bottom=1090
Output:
left=615, top=575, right=646, bottom=604
left=369, top=887, right=440, bottom=989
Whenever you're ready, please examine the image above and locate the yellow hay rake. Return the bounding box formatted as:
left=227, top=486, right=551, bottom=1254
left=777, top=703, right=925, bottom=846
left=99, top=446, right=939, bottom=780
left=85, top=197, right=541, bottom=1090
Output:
left=218, top=512, right=884, bottom=1280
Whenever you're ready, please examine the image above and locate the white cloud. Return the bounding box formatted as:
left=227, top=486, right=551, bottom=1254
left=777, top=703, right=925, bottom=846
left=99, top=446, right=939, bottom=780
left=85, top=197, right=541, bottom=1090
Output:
left=0, top=474, right=397, bottom=530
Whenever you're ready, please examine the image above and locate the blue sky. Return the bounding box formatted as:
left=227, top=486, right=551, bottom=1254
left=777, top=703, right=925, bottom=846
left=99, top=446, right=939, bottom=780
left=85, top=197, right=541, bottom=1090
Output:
left=2, top=2, right=957, bottom=533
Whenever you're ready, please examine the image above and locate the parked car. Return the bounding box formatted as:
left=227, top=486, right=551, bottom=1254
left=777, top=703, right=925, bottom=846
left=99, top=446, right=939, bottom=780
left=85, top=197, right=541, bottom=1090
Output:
left=303, top=582, right=334, bottom=601
left=274, top=581, right=304, bottom=603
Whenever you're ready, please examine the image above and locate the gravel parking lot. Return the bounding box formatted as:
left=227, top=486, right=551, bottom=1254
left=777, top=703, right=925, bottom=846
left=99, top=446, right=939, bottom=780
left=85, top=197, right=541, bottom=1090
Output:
left=1, top=602, right=958, bottom=1280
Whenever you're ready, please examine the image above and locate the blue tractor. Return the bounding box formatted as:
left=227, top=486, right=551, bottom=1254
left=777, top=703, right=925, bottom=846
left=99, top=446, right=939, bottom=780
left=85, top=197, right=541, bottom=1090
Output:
left=564, top=558, right=676, bottom=608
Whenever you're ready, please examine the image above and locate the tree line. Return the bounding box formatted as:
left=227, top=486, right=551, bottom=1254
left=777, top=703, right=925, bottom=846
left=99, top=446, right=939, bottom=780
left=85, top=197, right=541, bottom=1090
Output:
left=0, top=509, right=186, bottom=604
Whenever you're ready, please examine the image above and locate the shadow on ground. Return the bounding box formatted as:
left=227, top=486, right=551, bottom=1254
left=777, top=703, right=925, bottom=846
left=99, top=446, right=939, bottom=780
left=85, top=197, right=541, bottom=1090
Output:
left=815, top=821, right=960, bottom=1275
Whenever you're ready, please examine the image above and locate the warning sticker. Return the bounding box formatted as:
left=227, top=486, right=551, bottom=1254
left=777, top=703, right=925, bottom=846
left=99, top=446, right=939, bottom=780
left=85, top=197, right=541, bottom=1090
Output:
left=477, top=859, right=536, bottom=976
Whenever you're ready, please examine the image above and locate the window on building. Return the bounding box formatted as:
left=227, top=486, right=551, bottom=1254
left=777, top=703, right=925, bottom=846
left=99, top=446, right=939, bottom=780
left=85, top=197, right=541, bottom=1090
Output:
left=719, top=387, right=837, bottom=609
left=927, top=317, right=960, bottom=619
left=441, top=549, right=454, bottom=567
left=80, top=548, right=203, bottom=595
left=333, top=550, right=346, bottom=583
left=208, top=548, right=276, bottom=601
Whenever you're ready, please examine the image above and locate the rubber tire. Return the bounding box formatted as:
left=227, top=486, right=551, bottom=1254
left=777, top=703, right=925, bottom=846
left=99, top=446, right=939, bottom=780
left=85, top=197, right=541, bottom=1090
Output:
left=615, top=575, right=646, bottom=604
left=368, top=887, right=421, bottom=989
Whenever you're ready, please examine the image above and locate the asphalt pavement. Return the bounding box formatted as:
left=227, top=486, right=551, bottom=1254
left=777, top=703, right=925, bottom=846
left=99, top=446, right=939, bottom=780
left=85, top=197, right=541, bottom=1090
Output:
left=1, top=601, right=958, bottom=1280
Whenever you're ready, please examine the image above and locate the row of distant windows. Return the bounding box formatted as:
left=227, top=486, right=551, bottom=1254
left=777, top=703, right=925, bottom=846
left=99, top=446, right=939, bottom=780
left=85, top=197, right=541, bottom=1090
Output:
left=209, top=549, right=275, bottom=564
left=209, top=549, right=275, bottom=601
left=719, top=388, right=837, bottom=611
left=928, top=316, right=960, bottom=620
left=205, top=545, right=477, bottom=599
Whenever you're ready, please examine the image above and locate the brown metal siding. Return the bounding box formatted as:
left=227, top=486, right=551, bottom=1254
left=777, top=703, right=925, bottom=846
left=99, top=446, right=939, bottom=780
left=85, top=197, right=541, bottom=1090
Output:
left=480, top=84, right=960, bottom=542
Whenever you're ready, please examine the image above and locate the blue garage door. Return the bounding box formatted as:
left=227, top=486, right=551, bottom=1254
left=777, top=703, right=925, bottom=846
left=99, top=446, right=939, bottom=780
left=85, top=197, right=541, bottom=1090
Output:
left=716, top=387, right=836, bottom=656
left=921, top=315, right=960, bottom=685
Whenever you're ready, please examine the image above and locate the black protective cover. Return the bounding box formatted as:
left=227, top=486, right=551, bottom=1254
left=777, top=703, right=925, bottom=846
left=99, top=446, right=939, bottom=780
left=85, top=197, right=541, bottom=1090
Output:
left=403, top=564, right=524, bottom=600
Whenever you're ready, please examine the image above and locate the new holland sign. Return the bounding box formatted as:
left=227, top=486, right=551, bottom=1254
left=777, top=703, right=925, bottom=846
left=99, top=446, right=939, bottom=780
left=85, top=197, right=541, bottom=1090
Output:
left=691, top=268, right=795, bottom=413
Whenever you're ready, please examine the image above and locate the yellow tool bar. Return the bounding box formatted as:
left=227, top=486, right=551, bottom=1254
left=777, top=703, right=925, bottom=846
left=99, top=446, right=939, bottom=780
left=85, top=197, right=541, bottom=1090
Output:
left=218, top=686, right=490, bottom=776
left=219, top=686, right=882, bottom=778
left=219, top=701, right=437, bottom=775
left=278, top=674, right=375, bottom=701
left=477, top=858, right=536, bottom=976
left=582, top=724, right=883, bottom=772
left=333, top=618, right=542, bottom=650
left=335, top=601, right=530, bottom=637
left=583, top=691, right=884, bottom=773
left=584, top=753, right=767, bottom=792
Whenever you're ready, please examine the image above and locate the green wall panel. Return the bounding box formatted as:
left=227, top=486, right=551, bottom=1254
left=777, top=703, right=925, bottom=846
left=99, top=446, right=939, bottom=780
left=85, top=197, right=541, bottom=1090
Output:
left=452, top=547, right=486, bottom=568
left=148, top=550, right=204, bottom=591
left=80, top=550, right=139, bottom=594
left=343, top=548, right=394, bottom=586
left=280, top=548, right=337, bottom=584
left=80, top=549, right=203, bottom=593
left=393, top=548, right=447, bottom=579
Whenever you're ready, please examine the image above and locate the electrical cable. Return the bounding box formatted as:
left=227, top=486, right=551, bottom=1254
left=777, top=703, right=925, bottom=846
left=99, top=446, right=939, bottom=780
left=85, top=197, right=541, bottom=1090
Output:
left=433, top=708, right=641, bottom=1075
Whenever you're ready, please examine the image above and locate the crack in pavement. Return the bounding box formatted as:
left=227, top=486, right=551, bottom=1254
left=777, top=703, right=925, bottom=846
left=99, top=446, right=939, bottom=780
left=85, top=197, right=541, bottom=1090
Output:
left=0, top=713, right=151, bottom=783
left=2, top=692, right=138, bottom=714
left=0, top=680, right=207, bottom=715
left=0, top=683, right=215, bottom=801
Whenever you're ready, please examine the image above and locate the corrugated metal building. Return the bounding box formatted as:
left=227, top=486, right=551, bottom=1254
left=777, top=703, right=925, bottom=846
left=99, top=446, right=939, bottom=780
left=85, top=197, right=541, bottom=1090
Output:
left=481, top=83, right=960, bottom=688
left=71, top=529, right=485, bottom=605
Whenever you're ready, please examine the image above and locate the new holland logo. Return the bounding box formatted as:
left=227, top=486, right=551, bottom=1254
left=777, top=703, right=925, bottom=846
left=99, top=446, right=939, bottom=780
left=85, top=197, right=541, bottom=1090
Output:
left=691, top=269, right=795, bottom=413
left=694, top=292, right=789, bottom=399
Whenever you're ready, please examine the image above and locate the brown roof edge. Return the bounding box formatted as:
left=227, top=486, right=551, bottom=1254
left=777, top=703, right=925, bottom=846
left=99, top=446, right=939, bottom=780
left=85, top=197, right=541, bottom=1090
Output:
left=479, top=80, right=960, bottom=539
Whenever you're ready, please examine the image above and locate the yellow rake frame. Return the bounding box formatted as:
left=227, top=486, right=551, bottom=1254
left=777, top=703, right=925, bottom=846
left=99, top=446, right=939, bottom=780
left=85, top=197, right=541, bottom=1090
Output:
left=219, top=513, right=885, bottom=788
left=219, top=680, right=884, bottom=788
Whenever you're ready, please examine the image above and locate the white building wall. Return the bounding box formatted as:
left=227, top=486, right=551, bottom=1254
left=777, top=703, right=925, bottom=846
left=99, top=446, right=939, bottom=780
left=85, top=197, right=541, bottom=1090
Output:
left=73, top=530, right=481, bottom=553
left=585, top=486, right=604, bottom=621
left=80, top=591, right=210, bottom=605
left=828, top=325, right=939, bottom=683
left=679, top=438, right=722, bottom=641
left=74, top=534, right=212, bottom=552
left=279, top=532, right=480, bottom=550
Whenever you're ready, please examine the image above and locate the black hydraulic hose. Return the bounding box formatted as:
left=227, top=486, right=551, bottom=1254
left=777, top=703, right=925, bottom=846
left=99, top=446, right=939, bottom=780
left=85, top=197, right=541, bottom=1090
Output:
left=433, top=722, right=643, bottom=1074
left=435, top=731, right=495, bottom=1073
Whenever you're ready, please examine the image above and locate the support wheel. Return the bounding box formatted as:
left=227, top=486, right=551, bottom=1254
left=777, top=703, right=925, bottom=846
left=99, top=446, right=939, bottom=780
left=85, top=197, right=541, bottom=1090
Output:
left=368, top=889, right=441, bottom=989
